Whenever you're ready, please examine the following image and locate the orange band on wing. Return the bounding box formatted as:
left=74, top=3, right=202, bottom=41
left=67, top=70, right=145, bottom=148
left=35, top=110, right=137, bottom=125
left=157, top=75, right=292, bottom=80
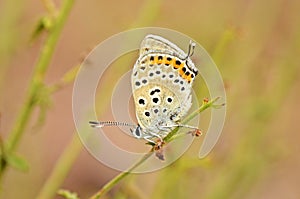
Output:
left=148, top=55, right=194, bottom=83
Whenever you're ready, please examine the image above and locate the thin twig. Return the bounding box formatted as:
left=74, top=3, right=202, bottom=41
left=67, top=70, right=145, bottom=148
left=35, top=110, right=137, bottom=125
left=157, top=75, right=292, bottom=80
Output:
left=164, top=97, right=221, bottom=142
left=48, top=64, right=80, bottom=94
left=89, top=97, right=221, bottom=199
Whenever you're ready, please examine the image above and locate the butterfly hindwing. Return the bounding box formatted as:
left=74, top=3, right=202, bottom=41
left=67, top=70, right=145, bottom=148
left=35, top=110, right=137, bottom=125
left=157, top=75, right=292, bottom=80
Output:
left=131, top=35, right=198, bottom=138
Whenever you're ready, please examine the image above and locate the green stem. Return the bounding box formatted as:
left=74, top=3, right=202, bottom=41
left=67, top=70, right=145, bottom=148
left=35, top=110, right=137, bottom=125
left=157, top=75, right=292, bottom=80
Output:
left=89, top=152, right=153, bottom=199
left=2, top=0, right=74, bottom=174
left=89, top=98, right=221, bottom=199
left=164, top=97, right=221, bottom=142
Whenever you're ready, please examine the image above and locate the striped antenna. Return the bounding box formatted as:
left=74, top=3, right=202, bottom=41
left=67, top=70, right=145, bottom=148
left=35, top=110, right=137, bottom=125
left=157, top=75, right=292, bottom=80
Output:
left=89, top=121, right=137, bottom=128
left=184, top=40, right=196, bottom=60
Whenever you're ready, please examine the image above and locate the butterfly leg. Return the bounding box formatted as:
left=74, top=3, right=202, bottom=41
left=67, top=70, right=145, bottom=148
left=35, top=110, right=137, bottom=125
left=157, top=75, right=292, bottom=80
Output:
left=161, top=124, right=199, bottom=130
left=143, top=133, right=165, bottom=149
left=160, top=124, right=202, bottom=137
left=143, top=135, right=156, bottom=144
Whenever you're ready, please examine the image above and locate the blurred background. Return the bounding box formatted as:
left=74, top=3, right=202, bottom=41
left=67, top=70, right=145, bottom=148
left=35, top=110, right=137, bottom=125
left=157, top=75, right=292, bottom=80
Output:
left=1, top=0, right=300, bottom=198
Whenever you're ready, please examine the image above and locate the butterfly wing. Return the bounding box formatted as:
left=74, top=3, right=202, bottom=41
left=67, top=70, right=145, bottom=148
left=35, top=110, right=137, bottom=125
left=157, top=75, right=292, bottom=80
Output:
left=139, top=34, right=198, bottom=75
left=131, top=35, right=198, bottom=136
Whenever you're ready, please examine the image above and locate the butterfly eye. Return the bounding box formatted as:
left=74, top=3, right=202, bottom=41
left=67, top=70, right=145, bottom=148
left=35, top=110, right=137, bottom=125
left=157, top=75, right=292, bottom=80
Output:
left=131, top=126, right=142, bottom=138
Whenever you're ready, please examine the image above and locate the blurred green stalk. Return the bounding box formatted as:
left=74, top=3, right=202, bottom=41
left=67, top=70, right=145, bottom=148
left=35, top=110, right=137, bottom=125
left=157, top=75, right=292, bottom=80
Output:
left=1, top=0, right=75, bottom=178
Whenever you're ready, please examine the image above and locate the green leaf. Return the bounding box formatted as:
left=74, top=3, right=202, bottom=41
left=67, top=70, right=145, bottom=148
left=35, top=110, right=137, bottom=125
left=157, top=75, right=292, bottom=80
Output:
left=57, top=189, right=80, bottom=199
left=6, top=153, right=29, bottom=172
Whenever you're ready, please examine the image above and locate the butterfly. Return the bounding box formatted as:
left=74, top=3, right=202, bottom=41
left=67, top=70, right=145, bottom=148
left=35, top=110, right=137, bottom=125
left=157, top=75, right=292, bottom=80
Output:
left=90, top=34, right=199, bottom=144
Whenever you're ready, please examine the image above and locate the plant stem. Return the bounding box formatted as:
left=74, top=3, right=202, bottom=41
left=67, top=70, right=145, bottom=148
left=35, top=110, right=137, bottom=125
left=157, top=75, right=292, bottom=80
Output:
left=89, top=152, right=153, bottom=199
left=164, top=97, right=221, bottom=142
left=1, top=0, right=75, bottom=175
left=89, top=97, right=221, bottom=199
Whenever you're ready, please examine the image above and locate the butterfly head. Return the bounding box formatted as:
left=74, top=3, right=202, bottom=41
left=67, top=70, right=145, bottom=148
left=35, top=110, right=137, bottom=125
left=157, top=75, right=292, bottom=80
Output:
left=130, top=125, right=143, bottom=139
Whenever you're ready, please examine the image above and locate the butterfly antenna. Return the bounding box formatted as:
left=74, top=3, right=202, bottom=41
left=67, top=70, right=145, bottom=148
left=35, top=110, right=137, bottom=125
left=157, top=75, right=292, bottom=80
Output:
left=184, top=40, right=196, bottom=60
left=89, top=121, right=137, bottom=128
